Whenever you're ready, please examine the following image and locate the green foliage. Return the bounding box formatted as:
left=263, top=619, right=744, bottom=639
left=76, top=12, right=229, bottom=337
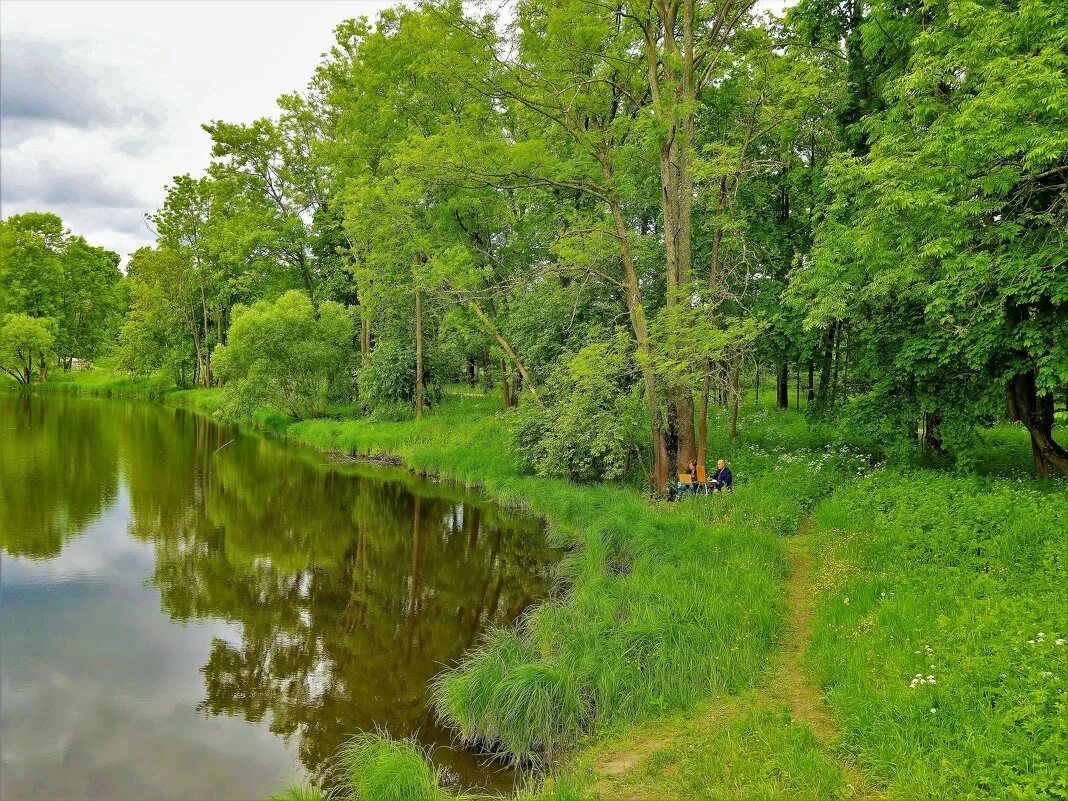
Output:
left=213, top=291, right=354, bottom=420
left=0, top=213, right=122, bottom=367
left=515, top=335, right=645, bottom=482
left=807, top=472, right=1068, bottom=799
left=0, top=313, right=55, bottom=384
left=266, top=783, right=327, bottom=801
left=357, top=338, right=443, bottom=415
left=794, top=0, right=1068, bottom=462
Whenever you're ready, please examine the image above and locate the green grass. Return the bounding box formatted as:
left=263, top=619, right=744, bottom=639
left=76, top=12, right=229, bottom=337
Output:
left=805, top=472, right=1068, bottom=799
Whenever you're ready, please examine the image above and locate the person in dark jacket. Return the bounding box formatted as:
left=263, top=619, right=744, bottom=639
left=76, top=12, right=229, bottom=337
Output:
left=711, top=459, right=733, bottom=492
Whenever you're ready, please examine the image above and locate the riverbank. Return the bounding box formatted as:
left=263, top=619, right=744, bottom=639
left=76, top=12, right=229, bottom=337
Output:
left=10, top=371, right=873, bottom=793
left=9, top=371, right=1065, bottom=800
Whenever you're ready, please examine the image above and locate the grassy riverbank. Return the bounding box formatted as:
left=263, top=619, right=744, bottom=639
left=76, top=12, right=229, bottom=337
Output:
left=10, top=369, right=1066, bottom=800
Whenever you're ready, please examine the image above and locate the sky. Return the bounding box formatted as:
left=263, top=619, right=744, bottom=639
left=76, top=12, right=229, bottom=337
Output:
left=1, top=0, right=788, bottom=262
left=0, top=0, right=394, bottom=258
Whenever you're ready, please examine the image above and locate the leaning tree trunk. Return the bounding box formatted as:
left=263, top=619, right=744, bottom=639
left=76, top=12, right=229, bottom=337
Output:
left=1007, top=369, right=1068, bottom=477
left=605, top=173, right=669, bottom=493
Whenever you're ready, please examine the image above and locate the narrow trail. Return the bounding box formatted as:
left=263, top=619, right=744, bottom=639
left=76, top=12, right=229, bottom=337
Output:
left=591, top=519, right=877, bottom=799
left=765, top=526, right=873, bottom=799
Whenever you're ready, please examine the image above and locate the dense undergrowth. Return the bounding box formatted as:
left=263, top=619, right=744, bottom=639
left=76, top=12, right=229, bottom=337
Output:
left=10, top=370, right=1065, bottom=800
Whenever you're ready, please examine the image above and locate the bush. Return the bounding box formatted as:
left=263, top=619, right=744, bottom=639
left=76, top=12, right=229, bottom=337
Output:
left=357, top=338, right=444, bottom=414
left=338, top=734, right=443, bottom=801
left=213, top=291, right=354, bottom=421
left=514, top=333, right=644, bottom=482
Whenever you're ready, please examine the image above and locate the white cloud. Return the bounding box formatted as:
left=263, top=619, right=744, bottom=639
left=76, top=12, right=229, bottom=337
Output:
left=0, top=0, right=395, bottom=261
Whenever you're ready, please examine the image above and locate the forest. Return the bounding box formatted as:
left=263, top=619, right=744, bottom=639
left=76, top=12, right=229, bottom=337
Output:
left=3, top=0, right=1066, bottom=480
left=1, top=0, right=1066, bottom=798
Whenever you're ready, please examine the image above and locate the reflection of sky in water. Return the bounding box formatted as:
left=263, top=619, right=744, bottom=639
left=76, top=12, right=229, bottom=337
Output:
left=1, top=486, right=300, bottom=800
left=1, top=395, right=553, bottom=798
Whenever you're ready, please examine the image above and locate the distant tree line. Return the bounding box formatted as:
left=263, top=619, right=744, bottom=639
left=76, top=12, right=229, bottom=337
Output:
left=2, top=0, right=1065, bottom=479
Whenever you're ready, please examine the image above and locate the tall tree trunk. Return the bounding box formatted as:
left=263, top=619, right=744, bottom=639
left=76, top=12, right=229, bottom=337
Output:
left=200, top=288, right=212, bottom=388
left=604, top=169, right=669, bottom=493
left=360, top=315, right=371, bottom=357
left=921, top=412, right=945, bottom=454
left=814, top=322, right=837, bottom=411
left=776, top=362, right=789, bottom=409
left=414, top=288, right=424, bottom=419
left=807, top=360, right=815, bottom=402
left=795, top=363, right=801, bottom=411
left=829, top=326, right=842, bottom=408
left=481, top=347, right=492, bottom=393
left=1007, top=370, right=1068, bottom=476
left=500, top=359, right=511, bottom=410
left=646, top=0, right=697, bottom=476
left=730, top=362, right=740, bottom=443
left=698, top=363, right=711, bottom=467
left=466, top=358, right=476, bottom=387
left=38, top=356, right=47, bottom=383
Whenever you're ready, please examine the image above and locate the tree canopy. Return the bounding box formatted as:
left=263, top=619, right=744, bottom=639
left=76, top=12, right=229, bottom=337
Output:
left=4, top=0, right=1065, bottom=477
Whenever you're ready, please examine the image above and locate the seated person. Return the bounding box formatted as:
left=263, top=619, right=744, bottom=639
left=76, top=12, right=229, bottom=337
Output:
left=710, top=458, right=733, bottom=492
left=675, top=460, right=699, bottom=497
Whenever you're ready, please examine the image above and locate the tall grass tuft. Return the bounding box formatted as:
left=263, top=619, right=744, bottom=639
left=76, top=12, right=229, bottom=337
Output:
left=266, top=783, right=328, bottom=801
left=334, top=733, right=443, bottom=801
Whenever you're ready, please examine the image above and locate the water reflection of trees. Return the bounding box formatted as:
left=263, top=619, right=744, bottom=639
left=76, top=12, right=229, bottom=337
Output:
left=0, top=395, right=120, bottom=558
left=120, top=407, right=554, bottom=787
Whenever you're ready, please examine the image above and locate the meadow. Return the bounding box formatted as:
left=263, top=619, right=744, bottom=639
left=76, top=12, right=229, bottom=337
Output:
left=12, top=370, right=1066, bottom=800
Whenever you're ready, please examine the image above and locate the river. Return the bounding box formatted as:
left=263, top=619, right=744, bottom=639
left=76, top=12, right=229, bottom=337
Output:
left=0, top=393, right=556, bottom=799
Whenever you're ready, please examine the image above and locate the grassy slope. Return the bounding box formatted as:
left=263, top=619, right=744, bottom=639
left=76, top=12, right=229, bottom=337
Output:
left=12, top=370, right=1066, bottom=800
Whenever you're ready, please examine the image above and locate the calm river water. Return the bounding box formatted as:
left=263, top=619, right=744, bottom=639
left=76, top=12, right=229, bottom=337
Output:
left=0, top=394, right=556, bottom=799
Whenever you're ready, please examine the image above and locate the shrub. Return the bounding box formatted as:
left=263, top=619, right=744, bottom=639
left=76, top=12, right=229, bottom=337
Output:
left=213, top=291, right=354, bottom=421
left=357, top=338, right=444, bottom=414
left=514, top=333, right=644, bottom=482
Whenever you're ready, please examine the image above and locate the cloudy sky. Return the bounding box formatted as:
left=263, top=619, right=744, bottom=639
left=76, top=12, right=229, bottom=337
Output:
left=0, top=1, right=393, bottom=259
left=1, top=0, right=787, bottom=262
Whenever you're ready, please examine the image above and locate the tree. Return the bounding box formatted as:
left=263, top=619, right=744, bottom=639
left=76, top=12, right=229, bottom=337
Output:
left=0, top=213, right=122, bottom=370
left=213, top=290, right=354, bottom=420
left=796, top=0, right=1068, bottom=475
left=0, top=314, right=55, bottom=384
left=118, top=247, right=198, bottom=387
